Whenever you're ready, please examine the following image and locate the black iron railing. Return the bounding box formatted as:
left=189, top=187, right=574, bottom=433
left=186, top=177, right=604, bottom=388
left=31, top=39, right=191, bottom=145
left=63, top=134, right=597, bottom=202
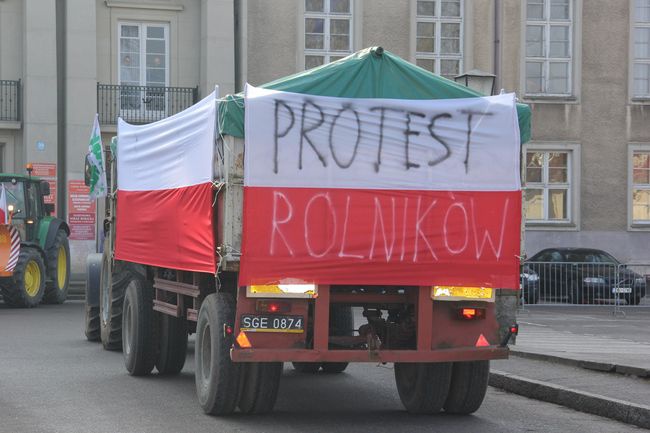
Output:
left=97, top=83, right=199, bottom=125
left=0, top=80, right=21, bottom=122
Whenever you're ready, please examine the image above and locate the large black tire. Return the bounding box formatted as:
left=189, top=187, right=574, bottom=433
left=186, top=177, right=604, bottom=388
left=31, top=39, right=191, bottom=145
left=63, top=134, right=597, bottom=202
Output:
left=394, top=362, right=453, bottom=414
left=100, top=258, right=131, bottom=351
left=443, top=361, right=490, bottom=414
left=238, top=362, right=283, bottom=414
left=122, top=277, right=157, bottom=376
left=43, top=230, right=70, bottom=304
left=321, top=305, right=353, bottom=374
left=84, top=253, right=102, bottom=342
left=195, top=293, right=241, bottom=415
left=1, top=247, right=46, bottom=308
left=85, top=305, right=100, bottom=342
left=156, top=314, right=188, bottom=375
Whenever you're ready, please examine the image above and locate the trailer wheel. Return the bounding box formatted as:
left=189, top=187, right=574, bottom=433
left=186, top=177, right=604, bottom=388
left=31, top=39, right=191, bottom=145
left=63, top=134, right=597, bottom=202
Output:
left=122, top=277, right=157, bottom=376
left=84, top=253, right=102, bottom=342
left=238, top=362, right=283, bottom=414
left=394, top=362, right=452, bottom=414
left=195, top=293, right=241, bottom=415
left=156, top=314, right=188, bottom=375
left=443, top=361, right=490, bottom=414
left=100, top=257, right=130, bottom=351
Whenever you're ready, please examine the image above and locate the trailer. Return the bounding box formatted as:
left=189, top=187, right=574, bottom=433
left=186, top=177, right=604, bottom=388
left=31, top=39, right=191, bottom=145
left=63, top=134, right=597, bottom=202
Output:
left=85, top=47, right=530, bottom=415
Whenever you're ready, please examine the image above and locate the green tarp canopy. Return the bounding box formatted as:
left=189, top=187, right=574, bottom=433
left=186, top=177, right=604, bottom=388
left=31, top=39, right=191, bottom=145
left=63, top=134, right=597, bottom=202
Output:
left=218, top=47, right=531, bottom=144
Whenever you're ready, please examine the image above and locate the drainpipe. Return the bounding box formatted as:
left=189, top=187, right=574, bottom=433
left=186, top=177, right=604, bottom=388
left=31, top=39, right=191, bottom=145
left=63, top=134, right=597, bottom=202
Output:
left=493, top=0, right=502, bottom=93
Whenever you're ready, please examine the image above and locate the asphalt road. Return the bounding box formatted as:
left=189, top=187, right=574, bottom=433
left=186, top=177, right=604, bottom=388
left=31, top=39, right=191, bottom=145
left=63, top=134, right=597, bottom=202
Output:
left=0, top=301, right=644, bottom=433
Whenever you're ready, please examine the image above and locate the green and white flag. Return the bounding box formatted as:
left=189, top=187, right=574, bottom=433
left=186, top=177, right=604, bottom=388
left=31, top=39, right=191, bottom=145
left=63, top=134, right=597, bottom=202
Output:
left=87, top=113, right=107, bottom=199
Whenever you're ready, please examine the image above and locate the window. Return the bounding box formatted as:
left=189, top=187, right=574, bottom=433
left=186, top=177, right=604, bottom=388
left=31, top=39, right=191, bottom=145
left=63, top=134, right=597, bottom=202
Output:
left=304, top=0, right=352, bottom=69
left=634, top=0, right=650, bottom=98
left=524, top=0, right=573, bottom=96
left=118, top=22, right=169, bottom=117
left=414, top=0, right=463, bottom=80
left=632, top=150, right=650, bottom=224
left=525, top=150, right=571, bottom=222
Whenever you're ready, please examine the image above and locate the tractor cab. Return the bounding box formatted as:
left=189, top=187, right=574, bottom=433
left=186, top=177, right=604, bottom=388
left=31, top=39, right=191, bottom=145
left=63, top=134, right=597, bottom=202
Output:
left=0, top=165, right=70, bottom=308
left=0, top=173, right=54, bottom=243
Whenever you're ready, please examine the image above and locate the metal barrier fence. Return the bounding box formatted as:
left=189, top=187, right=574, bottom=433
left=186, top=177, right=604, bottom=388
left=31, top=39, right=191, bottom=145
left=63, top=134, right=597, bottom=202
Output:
left=97, top=83, right=198, bottom=125
left=0, top=79, right=20, bottom=121
left=521, top=261, right=649, bottom=309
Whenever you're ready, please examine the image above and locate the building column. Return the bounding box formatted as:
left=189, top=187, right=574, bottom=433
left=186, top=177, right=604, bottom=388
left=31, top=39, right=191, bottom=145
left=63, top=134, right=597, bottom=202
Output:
left=200, top=0, right=235, bottom=97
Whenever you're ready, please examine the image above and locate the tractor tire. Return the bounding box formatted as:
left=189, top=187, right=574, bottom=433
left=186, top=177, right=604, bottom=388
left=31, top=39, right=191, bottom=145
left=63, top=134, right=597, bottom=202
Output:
left=43, top=230, right=70, bottom=304
left=84, top=253, right=102, bottom=342
left=155, top=314, right=188, bottom=375
left=1, top=247, right=46, bottom=308
left=122, top=276, right=157, bottom=376
left=394, top=362, right=453, bottom=414
left=195, top=293, right=241, bottom=415
left=85, top=305, right=100, bottom=342
left=100, top=258, right=131, bottom=351
left=321, top=305, right=353, bottom=374
left=238, top=362, right=283, bottom=414
left=443, top=361, right=490, bottom=414
left=292, top=362, right=321, bottom=373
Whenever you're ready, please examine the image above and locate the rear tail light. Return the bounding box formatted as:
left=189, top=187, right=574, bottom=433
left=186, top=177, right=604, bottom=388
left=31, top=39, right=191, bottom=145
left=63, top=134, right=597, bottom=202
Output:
left=457, top=307, right=486, bottom=320
left=256, top=300, right=292, bottom=314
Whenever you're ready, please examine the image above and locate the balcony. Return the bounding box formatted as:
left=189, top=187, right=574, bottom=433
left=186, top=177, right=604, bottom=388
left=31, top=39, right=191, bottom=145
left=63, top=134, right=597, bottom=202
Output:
left=0, top=80, right=21, bottom=123
left=97, top=83, right=199, bottom=125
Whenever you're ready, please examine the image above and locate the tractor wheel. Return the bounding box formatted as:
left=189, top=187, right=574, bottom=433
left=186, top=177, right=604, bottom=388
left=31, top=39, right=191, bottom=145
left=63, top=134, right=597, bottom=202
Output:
left=100, top=257, right=131, bottom=351
left=443, top=361, right=490, bottom=414
left=84, top=253, right=102, bottom=342
left=1, top=247, right=46, bottom=308
left=155, top=313, right=188, bottom=375
left=321, top=305, right=353, bottom=374
left=122, top=276, right=157, bottom=376
left=394, top=362, right=453, bottom=414
left=43, top=230, right=70, bottom=304
left=238, top=362, right=283, bottom=414
left=85, top=305, right=100, bottom=342
left=195, top=293, right=241, bottom=415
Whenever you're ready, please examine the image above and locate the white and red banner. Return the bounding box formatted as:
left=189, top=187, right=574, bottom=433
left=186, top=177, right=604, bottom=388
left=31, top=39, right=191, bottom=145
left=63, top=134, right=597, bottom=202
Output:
left=115, top=90, right=218, bottom=273
left=240, top=85, right=522, bottom=288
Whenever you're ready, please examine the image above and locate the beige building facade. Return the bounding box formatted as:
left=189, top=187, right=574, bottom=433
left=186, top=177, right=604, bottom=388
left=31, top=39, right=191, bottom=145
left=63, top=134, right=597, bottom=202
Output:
left=0, top=0, right=649, bottom=277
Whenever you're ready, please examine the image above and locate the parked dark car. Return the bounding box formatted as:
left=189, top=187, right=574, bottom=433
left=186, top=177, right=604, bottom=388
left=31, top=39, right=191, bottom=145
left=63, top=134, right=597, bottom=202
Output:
left=526, top=248, right=647, bottom=305
left=520, top=265, right=540, bottom=304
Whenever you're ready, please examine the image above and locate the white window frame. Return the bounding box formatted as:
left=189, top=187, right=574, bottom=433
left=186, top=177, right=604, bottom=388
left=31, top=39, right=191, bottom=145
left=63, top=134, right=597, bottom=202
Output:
left=631, top=0, right=650, bottom=101
left=628, top=143, right=650, bottom=230
left=303, top=0, right=354, bottom=69
left=523, top=142, right=581, bottom=230
left=117, top=21, right=170, bottom=88
left=411, top=0, right=464, bottom=80
left=522, top=0, right=578, bottom=99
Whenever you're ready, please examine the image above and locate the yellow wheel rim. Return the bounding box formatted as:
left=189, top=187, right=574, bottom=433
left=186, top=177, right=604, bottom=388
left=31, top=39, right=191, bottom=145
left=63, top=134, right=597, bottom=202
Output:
left=57, top=246, right=67, bottom=289
left=24, top=260, right=41, bottom=297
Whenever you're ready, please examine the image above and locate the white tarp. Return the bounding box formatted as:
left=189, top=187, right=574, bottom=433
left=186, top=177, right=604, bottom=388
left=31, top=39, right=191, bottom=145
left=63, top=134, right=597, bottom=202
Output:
left=244, top=84, right=521, bottom=191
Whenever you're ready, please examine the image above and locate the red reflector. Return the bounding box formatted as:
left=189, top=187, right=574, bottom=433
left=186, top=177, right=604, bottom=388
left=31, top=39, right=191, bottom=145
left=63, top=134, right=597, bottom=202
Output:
left=224, top=325, right=233, bottom=335
left=509, top=324, right=519, bottom=335
left=256, top=300, right=291, bottom=314
left=476, top=334, right=490, bottom=347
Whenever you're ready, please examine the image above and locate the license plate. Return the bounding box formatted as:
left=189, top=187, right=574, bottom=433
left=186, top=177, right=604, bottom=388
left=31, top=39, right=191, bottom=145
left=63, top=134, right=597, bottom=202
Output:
left=240, top=315, right=304, bottom=333
left=613, top=287, right=632, bottom=294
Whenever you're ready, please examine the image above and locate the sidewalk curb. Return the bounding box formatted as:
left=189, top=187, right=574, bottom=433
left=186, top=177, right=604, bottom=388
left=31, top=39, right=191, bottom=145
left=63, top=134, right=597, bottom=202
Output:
left=510, top=349, right=650, bottom=378
left=489, top=370, right=650, bottom=429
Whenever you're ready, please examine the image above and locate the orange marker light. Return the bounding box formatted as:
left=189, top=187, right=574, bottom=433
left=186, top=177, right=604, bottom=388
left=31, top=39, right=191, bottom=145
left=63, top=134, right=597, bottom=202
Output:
left=462, top=308, right=476, bottom=319
left=236, top=331, right=252, bottom=348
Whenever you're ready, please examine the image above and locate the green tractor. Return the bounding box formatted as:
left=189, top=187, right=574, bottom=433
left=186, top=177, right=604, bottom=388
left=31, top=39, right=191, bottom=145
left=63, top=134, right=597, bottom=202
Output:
left=0, top=167, right=71, bottom=308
